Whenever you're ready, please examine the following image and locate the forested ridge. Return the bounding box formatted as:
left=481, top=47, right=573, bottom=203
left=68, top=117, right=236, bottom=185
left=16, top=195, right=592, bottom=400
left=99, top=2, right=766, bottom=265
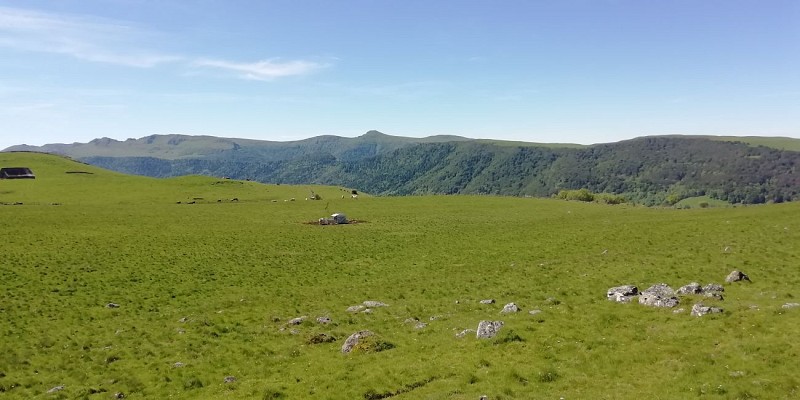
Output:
left=75, top=136, right=800, bottom=205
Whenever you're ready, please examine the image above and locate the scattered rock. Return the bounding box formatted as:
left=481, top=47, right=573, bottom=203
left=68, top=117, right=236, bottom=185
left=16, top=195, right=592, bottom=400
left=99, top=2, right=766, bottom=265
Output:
left=342, top=330, right=374, bottom=353
left=500, top=303, right=519, bottom=313
left=223, top=376, right=236, bottom=383
left=479, top=299, right=496, bottom=304
left=676, top=282, right=702, bottom=295
left=346, top=305, right=365, bottom=313
left=704, top=292, right=724, bottom=300
left=639, top=284, right=679, bottom=308
left=456, top=329, right=475, bottom=338
left=361, top=308, right=373, bottom=314
left=782, top=303, right=800, bottom=309
left=476, top=320, right=504, bottom=339
left=702, top=283, right=724, bottom=293
left=172, top=362, right=185, bottom=368
left=363, top=300, right=388, bottom=307
left=307, top=333, right=337, bottom=344
left=672, top=308, right=686, bottom=314
left=404, top=318, right=419, bottom=324
left=691, top=303, right=724, bottom=317
left=316, top=316, right=332, bottom=324
left=528, top=309, right=542, bottom=315
left=113, top=392, right=125, bottom=399
left=47, top=385, right=65, bottom=393
left=725, top=270, right=750, bottom=283
left=341, top=330, right=394, bottom=353
left=607, top=285, right=638, bottom=302
left=429, top=315, right=442, bottom=321
left=178, top=317, right=189, bottom=323
left=106, top=303, right=120, bottom=309
left=288, top=316, right=307, bottom=325
left=414, top=322, right=427, bottom=330
left=479, top=395, right=489, bottom=400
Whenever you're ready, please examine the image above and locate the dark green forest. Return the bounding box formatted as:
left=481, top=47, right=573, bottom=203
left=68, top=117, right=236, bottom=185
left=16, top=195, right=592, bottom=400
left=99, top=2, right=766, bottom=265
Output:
left=79, top=136, right=800, bottom=205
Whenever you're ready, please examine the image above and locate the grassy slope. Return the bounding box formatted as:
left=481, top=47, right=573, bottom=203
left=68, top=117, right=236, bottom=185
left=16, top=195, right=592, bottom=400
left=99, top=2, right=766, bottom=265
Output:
left=1, top=153, right=799, bottom=399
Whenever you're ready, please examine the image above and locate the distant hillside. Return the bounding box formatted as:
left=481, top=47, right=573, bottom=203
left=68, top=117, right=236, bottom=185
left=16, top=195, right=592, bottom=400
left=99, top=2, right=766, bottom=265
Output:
left=5, top=132, right=800, bottom=205
left=4, top=131, right=474, bottom=162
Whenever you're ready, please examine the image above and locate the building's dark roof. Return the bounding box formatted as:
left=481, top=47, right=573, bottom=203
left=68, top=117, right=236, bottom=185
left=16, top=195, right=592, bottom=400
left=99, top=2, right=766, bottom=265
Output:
left=0, top=167, right=36, bottom=179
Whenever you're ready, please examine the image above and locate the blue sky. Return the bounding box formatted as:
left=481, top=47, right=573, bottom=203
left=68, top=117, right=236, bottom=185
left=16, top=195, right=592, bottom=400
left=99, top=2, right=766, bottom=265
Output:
left=1, top=0, right=798, bottom=150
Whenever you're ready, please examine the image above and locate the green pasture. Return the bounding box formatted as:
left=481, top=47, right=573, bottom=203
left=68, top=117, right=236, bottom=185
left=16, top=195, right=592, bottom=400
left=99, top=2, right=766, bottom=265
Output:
left=1, top=153, right=799, bottom=399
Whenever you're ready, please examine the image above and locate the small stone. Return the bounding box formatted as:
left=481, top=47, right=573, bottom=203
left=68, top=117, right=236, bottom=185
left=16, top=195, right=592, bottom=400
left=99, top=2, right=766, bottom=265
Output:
left=476, top=320, right=504, bottom=339
left=501, top=303, right=520, bottom=313
left=725, top=270, right=750, bottom=283
left=224, top=376, right=236, bottom=383
left=404, top=318, right=419, bottom=324
left=106, top=303, right=120, bottom=309
left=361, top=308, right=373, bottom=314
left=672, top=308, right=685, bottom=314
left=363, top=300, right=388, bottom=307
left=113, top=392, right=125, bottom=399
left=47, top=385, right=65, bottom=393
left=782, top=303, right=800, bottom=309
left=702, top=283, right=724, bottom=293
left=316, top=316, right=332, bottom=324
left=639, top=284, right=679, bottom=308
left=414, top=322, right=427, bottom=329
left=456, top=329, right=475, bottom=338
left=607, top=285, right=638, bottom=302
left=479, top=299, right=495, bottom=304
left=341, top=330, right=374, bottom=353
left=288, top=316, right=307, bottom=325
left=173, top=362, right=185, bottom=368
left=178, top=317, right=189, bottom=323
left=346, top=305, right=365, bottom=313
left=528, top=309, right=542, bottom=315
left=691, top=303, right=724, bottom=317
left=676, top=282, right=702, bottom=295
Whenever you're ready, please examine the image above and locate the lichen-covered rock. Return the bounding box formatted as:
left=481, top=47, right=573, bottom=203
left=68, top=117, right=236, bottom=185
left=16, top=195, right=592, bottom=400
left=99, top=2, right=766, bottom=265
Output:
left=501, top=303, right=519, bottom=313
left=341, top=330, right=373, bottom=353
left=341, top=330, right=394, bottom=353
left=607, top=285, right=638, bottom=302
left=725, top=270, right=750, bottom=283
left=676, top=282, right=702, bottom=295
left=691, top=303, right=724, bottom=316
left=476, top=320, right=504, bottom=339
left=638, top=284, right=679, bottom=308
left=702, top=283, right=724, bottom=293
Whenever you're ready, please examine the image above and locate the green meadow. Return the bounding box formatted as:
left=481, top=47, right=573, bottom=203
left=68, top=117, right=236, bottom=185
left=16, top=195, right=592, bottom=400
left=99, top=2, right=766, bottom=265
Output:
left=1, top=152, right=799, bottom=399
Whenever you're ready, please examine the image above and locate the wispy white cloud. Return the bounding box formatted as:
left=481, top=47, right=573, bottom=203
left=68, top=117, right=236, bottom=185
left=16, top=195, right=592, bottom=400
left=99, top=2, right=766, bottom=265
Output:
left=0, top=6, right=331, bottom=79
left=193, top=58, right=329, bottom=80
left=0, top=6, right=181, bottom=67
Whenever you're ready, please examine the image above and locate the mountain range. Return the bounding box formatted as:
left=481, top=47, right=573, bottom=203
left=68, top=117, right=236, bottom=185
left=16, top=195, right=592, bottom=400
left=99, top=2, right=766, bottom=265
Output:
left=5, top=131, right=800, bottom=205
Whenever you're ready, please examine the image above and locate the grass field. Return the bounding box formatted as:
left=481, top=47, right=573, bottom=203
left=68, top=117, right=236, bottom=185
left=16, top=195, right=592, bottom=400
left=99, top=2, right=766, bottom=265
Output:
left=1, top=152, right=799, bottom=399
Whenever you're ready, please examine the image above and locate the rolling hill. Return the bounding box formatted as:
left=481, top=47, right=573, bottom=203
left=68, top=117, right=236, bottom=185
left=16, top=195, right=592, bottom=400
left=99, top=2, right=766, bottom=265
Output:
left=5, top=132, right=800, bottom=205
